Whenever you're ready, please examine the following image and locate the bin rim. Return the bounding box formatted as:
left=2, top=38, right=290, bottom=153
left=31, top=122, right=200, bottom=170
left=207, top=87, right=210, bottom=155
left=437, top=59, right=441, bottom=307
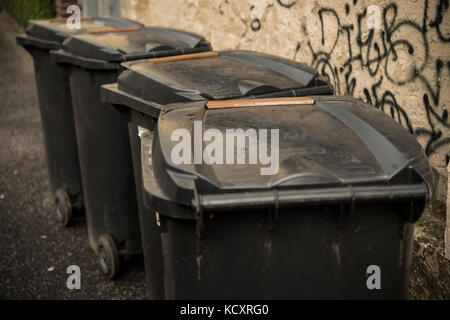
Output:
left=49, top=49, right=120, bottom=70
left=101, top=83, right=163, bottom=118
left=16, top=34, right=61, bottom=51
left=192, top=183, right=429, bottom=212
left=139, top=131, right=427, bottom=222
left=142, top=180, right=429, bottom=222
left=51, top=45, right=212, bottom=70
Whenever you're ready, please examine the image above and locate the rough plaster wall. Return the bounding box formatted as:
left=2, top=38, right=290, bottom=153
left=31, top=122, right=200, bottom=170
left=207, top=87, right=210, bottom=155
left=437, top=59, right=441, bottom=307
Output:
left=447, top=162, right=450, bottom=259
left=122, top=0, right=449, bottom=201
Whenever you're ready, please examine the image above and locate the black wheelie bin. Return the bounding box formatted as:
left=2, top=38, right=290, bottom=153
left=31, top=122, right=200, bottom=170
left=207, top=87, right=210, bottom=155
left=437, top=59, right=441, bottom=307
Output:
left=49, top=27, right=212, bottom=279
left=107, top=82, right=437, bottom=297
left=16, top=17, right=143, bottom=227
left=100, top=50, right=333, bottom=298
left=150, top=96, right=437, bottom=299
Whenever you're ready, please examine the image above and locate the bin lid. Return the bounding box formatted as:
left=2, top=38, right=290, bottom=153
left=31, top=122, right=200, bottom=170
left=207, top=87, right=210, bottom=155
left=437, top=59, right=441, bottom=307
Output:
left=149, top=96, right=436, bottom=206
left=113, top=50, right=329, bottom=106
left=25, top=16, right=143, bottom=44
left=61, top=27, right=211, bottom=62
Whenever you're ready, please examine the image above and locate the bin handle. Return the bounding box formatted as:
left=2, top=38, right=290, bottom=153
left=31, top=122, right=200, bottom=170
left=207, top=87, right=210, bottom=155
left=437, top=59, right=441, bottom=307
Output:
left=49, top=16, right=94, bottom=23
left=148, top=51, right=219, bottom=63
left=206, top=96, right=315, bottom=109
left=192, top=183, right=428, bottom=212
left=87, top=27, right=141, bottom=34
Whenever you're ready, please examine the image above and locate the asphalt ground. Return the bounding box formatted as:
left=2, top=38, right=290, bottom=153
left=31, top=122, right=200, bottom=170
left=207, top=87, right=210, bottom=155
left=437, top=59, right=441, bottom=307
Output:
left=0, top=11, right=148, bottom=299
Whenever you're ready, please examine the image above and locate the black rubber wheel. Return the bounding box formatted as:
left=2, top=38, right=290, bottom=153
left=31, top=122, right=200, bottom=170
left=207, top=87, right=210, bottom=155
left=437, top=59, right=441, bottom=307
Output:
left=55, top=189, right=72, bottom=227
left=98, top=234, right=120, bottom=279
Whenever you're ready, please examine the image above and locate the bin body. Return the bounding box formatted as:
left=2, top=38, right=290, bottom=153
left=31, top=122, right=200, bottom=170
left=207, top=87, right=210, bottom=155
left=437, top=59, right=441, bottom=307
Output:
left=16, top=17, right=143, bottom=215
left=50, top=28, right=212, bottom=272
left=156, top=202, right=414, bottom=299
left=136, top=96, right=435, bottom=299
left=101, top=50, right=334, bottom=296
left=29, top=47, right=82, bottom=203
left=67, top=66, right=142, bottom=252
left=128, top=116, right=164, bottom=299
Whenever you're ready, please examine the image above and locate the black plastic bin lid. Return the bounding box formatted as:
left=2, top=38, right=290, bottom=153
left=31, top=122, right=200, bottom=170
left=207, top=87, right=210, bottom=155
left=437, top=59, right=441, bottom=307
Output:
left=17, top=16, right=143, bottom=49
left=144, top=96, right=437, bottom=220
left=53, top=26, right=212, bottom=66
left=101, top=50, right=333, bottom=112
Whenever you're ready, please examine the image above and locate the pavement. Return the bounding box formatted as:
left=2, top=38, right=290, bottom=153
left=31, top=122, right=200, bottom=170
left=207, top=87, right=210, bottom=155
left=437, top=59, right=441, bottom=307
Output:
left=0, top=11, right=148, bottom=299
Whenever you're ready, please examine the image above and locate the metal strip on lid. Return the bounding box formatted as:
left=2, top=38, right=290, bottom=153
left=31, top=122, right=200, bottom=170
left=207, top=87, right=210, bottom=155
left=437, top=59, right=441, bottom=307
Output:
left=148, top=51, right=219, bottom=63
left=87, top=27, right=141, bottom=34
left=206, top=96, right=315, bottom=109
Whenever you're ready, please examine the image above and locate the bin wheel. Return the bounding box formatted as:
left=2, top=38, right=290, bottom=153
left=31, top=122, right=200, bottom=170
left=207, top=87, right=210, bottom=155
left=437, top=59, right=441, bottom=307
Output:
left=55, top=189, right=72, bottom=227
left=98, top=234, right=120, bottom=279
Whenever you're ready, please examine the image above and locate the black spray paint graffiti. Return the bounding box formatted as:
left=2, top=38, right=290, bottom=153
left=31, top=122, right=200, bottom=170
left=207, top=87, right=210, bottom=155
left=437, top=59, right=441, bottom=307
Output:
left=253, top=0, right=450, bottom=165
left=277, top=0, right=297, bottom=9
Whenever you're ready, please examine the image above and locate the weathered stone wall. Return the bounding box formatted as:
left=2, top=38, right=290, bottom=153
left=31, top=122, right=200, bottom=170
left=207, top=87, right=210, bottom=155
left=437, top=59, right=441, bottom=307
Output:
left=122, top=0, right=449, bottom=201
left=446, top=162, right=450, bottom=259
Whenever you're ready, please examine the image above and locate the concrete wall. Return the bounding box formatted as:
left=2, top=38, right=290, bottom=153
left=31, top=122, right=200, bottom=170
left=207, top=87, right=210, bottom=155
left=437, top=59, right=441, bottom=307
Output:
left=122, top=0, right=449, bottom=201
left=447, top=162, right=450, bottom=259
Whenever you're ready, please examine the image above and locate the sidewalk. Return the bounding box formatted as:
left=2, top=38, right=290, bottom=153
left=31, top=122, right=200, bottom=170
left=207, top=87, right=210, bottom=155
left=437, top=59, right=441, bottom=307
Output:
left=0, top=11, right=147, bottom=299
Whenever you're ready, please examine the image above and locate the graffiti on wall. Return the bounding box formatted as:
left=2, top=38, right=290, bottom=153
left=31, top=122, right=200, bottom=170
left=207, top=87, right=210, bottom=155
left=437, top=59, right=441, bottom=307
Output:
left=249, top=0, right=450, bottom=166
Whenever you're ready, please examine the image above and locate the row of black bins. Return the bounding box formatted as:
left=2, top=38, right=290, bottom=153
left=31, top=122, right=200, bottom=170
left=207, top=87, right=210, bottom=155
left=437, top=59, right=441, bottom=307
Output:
left=17, top=17, right=438, bottom=299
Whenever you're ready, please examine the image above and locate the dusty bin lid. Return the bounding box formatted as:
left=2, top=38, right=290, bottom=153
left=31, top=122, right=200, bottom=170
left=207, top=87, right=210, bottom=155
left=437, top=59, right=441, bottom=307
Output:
left=142, top=96, right=437, bottom=220
left=16, top=16, right=143, bottom=49
left=58, top=26, right=212, bottom=63
left=101, top=50, right=333, bottom=113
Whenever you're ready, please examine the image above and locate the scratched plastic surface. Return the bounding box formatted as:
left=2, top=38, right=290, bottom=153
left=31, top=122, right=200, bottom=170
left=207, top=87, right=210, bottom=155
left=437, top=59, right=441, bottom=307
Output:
left=116, top=50, right=325, bottom=105
left=61, top=27, right=210, bottom=62
left=26, top=17, right=143, bottom=43
left=157, top=103, right=386, bottom=189
left=154, top=96, right=429, bottom=192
